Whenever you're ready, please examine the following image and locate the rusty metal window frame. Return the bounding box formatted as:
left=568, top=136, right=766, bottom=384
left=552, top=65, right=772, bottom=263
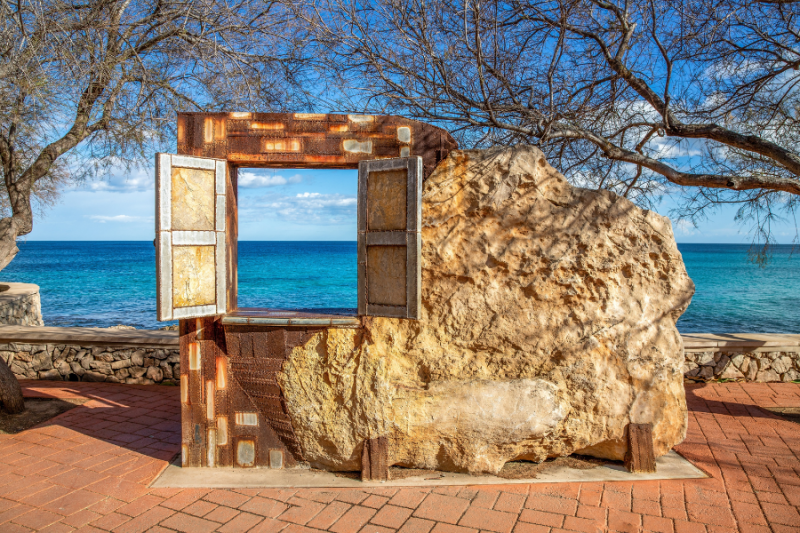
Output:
left=166, top=112, right=457, bottom=325
left=223, top=164, right=362, bottom=326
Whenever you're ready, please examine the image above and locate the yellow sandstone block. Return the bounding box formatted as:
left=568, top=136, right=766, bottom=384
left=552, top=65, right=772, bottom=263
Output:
left=173, top=246, right=216, bottom=307
left=172, top=167, right=215, bottom=231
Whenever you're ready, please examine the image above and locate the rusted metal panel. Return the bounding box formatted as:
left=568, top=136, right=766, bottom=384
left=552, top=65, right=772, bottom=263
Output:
left=367, top=169, right=407, bottom=231
left=179, top=320, right=193, bottom=466
left=180, top=320, right=345, bottom=468
left=177, top=112, right=457, bottom=180
left=198, top=318, right=217, bottom=467
left=367, top=246, right=407, bottom=306
left=218, top=324, right=329, bottom=466
left=225, top=166, right=237, bottom=313
left=181, top=318, right=207, bottom=467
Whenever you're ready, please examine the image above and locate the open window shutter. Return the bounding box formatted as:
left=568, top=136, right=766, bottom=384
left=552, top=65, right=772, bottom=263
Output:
left=156, top=153, right=228, bottom=321
left=357, top=157, right=422, bottom=319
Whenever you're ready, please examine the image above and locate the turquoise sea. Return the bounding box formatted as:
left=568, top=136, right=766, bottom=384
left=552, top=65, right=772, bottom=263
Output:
left=2, top=241, right=798, bottom=333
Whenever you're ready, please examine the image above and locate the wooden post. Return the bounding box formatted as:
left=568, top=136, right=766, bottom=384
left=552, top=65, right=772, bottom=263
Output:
left=361, top=437, right=389, bottom=481
left=624, top=423, right=657, bottom=473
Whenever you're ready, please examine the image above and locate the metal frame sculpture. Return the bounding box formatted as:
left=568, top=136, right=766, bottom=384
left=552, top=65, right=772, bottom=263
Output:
left=155, top=112, right=457, bottom=469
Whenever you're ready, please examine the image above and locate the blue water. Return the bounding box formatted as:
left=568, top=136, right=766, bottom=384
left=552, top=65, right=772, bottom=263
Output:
left=2, top=241, right=357, bottom=329
left=674, top=244, right=800, bottom=333
left=237, top=241, right=356, bottom=313
left=2, top=241, right=798, bottom=333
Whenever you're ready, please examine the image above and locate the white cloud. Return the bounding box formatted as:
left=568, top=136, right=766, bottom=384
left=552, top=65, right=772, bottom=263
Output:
left=705, top=58, right=765, bottom=82
left=673, top=218, right=697, bottom=236
left=74, top=166, right=154, bottom=193
left=88, top=214, right=153, bottom=223
left=238, top=171, right=302, bottom=188
left=70, top=167, right=304, bottom=193
left=646, top=137, right=704, bottom=159
left=242, top=191, right=356, bottom=225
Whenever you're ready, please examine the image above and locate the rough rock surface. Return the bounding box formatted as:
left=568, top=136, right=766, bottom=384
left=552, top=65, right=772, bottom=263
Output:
left=280, top=145, right=695, bottom=474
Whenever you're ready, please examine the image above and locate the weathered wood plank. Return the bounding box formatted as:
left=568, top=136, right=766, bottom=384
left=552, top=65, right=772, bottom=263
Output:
left=624, top=423, right=657, bottom=473
left=358, top=157, right=422, bottom=320
left=361, top=437, right=389, bottom=481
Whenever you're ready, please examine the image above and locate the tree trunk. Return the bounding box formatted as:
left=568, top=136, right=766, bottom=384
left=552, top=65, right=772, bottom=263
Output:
left=0, top=216, right=21, bottom=272
left=0, top=355, right=24, bottom=414
left=0, top=215, right=25, bottom=414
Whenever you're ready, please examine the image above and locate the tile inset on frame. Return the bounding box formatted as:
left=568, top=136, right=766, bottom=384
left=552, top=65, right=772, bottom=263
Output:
left=173, top=246, right=216, bottom=307
left=171, top=167, right=215, bottom=231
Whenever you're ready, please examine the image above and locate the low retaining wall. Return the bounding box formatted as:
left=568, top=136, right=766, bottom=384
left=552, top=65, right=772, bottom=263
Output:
left=682, top=333, right=800, bottom=382
left=0, top=326, right=179, bottom=385
left=1, top=327, right=799, bottom=384
left=0, top=283, right=44, bottom=326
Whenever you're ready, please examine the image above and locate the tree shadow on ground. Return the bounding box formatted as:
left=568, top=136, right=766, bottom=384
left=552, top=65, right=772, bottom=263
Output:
left=16, top=380, right=181, bottom=464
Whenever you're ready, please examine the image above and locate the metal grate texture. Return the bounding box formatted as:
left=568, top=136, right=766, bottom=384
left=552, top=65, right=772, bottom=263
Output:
left=180, top=318, right=336, bottom=468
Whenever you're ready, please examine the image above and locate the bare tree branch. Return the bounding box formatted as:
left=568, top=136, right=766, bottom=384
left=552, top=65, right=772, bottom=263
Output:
left=297, top=0, right=800, bottom=245
left=0, top=0, right=309, bottom=270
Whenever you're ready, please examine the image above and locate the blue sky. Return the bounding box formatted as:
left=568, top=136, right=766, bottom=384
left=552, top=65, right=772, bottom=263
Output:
left=29, top=167, right=359, bottom=241
left=23, top=165, right=799, bottom=244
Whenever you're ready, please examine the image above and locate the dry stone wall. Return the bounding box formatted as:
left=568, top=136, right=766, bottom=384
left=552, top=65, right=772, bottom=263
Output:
left=1, top=343, right=179, bottom=384
left=684, top=349, right=800, bottom=382
left=4, top=337, right=796, bottom=385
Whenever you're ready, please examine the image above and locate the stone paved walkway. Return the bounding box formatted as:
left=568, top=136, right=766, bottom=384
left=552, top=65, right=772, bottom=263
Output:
left=0, top=381, right=799, bottom=532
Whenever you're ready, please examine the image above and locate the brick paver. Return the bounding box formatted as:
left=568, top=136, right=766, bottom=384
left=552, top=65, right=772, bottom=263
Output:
left=1, top=380, right=799, bottom=531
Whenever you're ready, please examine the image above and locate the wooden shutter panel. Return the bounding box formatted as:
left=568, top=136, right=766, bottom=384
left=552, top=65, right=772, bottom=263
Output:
left=357, top=157, right=422, bottom=319
left=156, top=153, right=228, bottom=321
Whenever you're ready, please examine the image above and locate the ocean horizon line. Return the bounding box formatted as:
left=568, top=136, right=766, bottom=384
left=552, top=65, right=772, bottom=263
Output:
left=16, top=239, right=359, bottom=242
left=2, top=241, right=799, bottom=332
left=13, top=240, right=798, bottom=246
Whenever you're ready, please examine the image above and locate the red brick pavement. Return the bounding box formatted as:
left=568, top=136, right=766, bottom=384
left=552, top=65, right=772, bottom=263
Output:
left=0, top=381, right=799, bottom=532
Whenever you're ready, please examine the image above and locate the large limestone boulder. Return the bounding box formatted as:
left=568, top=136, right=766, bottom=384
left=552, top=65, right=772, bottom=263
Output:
left=280, top=145, right=694, bottom=474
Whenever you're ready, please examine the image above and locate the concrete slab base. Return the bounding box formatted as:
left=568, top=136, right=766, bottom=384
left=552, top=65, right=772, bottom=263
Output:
left=151, top=451, right=707, bottom=489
